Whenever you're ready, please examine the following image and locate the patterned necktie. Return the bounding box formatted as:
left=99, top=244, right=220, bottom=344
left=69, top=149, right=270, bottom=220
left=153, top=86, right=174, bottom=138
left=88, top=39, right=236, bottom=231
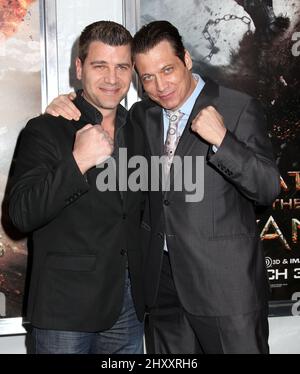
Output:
left=164, top=110, right=184, bottom=176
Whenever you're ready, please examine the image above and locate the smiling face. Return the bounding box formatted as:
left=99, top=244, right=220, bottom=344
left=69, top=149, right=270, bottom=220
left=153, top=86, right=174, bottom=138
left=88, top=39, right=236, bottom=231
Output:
left=134, top=40, right=196, bottom=110
left=76, top=41, right=133, bottom=117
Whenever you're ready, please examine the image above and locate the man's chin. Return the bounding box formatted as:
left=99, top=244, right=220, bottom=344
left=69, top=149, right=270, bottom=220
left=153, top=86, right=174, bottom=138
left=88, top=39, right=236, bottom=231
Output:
left=95, top=100, right=122, bottom=111
left=151, top=97, right=177, bottom=110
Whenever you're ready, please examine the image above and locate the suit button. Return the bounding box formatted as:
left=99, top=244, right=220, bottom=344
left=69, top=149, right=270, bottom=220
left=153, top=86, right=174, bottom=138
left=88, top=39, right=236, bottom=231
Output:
left=164, top=199, right=170, bottom=206
left=120, top=249, right=127, bottom=256
left=123, top=214, right=127, bottom=220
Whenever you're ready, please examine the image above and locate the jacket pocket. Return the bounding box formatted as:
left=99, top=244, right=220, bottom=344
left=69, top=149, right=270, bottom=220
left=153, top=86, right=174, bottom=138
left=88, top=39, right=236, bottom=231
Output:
left=46, top=253, right=96, bottom=271
left=208, top=232, right=257, bottom=241
left=141, top=221, right=151, bottom=231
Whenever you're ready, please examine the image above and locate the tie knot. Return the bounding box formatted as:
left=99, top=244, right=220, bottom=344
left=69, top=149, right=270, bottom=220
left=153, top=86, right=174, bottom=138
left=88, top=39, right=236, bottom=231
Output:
left=166, top=110, right=183, bottom=123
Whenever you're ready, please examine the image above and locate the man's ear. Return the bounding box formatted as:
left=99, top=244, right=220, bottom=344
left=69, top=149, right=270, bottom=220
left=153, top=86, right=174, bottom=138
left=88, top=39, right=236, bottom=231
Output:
left=184, top=50, right=193, bottom=71
left=75, top=57, right=83, bottom=80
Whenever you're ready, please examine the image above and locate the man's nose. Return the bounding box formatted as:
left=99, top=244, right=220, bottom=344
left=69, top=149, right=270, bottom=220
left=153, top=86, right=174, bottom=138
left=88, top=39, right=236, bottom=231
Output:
left=104, top=68, right=117, bottom=84
left=155, top=75, right=167, bottom=92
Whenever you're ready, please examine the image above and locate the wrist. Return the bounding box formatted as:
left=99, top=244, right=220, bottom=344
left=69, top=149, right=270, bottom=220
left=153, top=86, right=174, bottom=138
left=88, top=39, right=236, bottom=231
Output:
left=72, top=151, right=90, bottom=174
left=215, top=129, right=227, bottom=147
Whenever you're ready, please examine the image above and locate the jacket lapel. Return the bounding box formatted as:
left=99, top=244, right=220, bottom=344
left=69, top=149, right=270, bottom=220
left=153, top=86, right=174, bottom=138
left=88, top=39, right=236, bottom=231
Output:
left=144, top=105, right=164, bottom=157
left=114, top=106, right=128, bottom=205
left=142, top=104, right=164, bottom=195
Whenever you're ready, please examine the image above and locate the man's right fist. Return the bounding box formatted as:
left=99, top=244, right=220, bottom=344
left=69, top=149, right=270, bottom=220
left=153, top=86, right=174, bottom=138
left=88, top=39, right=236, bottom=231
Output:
left=73, top=124, right=114, bottom=174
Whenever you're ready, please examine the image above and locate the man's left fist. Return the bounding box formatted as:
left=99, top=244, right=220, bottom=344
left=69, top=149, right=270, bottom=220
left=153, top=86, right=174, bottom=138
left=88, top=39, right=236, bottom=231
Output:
left=191, top=106, right=226, bottom=147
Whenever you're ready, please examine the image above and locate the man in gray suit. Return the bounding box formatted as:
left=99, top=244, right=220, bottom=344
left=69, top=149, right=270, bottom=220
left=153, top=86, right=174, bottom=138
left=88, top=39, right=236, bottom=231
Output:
left=46, top=20, right=281, bottom=354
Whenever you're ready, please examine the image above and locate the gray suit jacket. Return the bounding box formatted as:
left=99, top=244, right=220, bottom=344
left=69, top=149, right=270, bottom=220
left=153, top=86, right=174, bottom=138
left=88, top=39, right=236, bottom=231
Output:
left=130, top=79, right=281, bottom=316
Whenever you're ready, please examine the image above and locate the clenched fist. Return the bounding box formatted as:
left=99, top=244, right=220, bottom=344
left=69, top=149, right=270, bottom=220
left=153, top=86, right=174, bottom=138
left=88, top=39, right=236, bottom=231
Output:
left=191, top=106, right=226, bottom=147
left=73, top=124, right=114, bottom=174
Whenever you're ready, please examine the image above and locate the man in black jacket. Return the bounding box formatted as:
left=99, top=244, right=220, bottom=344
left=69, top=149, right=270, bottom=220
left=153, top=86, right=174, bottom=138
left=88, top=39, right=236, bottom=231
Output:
left=9, top=21, right=145, bottom=354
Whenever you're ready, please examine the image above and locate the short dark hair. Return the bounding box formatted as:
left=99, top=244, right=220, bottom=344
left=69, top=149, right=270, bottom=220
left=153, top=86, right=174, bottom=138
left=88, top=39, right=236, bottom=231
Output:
left=78, top=20, right=133, bottom=63
left=132, top=20, right=186, bottom=64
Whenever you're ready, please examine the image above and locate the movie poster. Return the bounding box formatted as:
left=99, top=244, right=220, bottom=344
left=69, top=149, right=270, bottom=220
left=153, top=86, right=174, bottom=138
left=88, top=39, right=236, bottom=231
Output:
left=0, top=0, right=41, bottom=323
left=140, top=0, right=300, bottom=314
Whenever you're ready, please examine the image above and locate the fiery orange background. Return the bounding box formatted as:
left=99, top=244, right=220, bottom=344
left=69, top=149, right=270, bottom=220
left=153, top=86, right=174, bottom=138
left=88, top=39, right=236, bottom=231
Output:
left=0, top=0, right=35, bottom=38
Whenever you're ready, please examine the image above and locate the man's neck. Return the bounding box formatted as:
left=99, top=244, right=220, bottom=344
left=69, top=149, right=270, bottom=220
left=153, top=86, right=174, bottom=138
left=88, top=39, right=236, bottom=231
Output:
left=101, top=113, right=116, bottom=140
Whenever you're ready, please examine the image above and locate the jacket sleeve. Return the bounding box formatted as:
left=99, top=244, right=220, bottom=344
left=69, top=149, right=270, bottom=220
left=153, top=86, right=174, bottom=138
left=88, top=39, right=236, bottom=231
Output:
left=9, top=121, right=89, bottom=233
left=208, top=98, right=281, bottom=205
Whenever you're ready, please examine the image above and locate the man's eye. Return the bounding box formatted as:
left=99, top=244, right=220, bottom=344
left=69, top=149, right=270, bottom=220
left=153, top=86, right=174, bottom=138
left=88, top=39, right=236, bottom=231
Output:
left=164, top=67, right=173, bottom=74
left=142, top=75, right=153, bottom=82
left=117, top=65, right=128, bottom=70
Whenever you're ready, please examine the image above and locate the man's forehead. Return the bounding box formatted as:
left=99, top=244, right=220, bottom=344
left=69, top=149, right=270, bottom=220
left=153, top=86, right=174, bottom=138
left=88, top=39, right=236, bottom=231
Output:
left=83, top=42, right=132, bottom=66
left=87, top=41, right=131, bottom=55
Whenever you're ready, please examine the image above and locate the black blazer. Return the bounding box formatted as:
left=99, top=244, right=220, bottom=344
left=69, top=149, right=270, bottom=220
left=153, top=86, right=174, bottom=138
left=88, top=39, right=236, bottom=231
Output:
left=9, top=101, right=145, bottom=332
left=130, top=79, right=281, bottom=316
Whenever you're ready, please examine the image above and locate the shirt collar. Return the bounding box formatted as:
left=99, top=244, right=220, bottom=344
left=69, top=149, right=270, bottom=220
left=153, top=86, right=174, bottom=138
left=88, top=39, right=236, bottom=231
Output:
left=74, top=89, right=103, bottom=124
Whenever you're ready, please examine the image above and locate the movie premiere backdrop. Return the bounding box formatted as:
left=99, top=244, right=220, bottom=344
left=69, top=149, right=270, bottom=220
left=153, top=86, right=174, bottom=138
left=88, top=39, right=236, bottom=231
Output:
left=0, top=0, right=299, bottom=333
left=0, top=0, right=41, bottom=330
